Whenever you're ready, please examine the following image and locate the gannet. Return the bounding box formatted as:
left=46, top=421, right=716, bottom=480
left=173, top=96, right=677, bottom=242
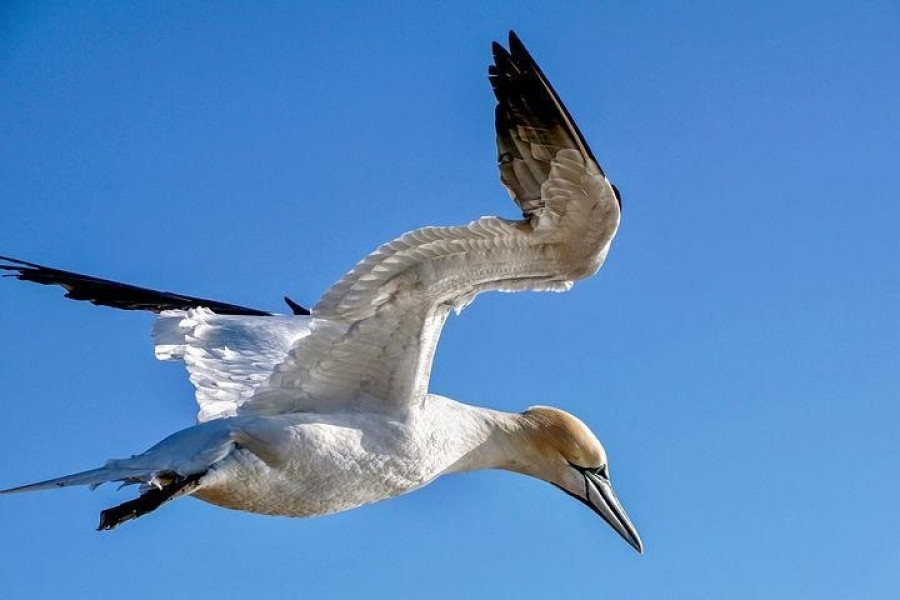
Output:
left=1, top=32, right=642, bottom=553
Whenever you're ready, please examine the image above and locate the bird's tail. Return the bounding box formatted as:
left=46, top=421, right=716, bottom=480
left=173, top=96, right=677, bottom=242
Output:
left=1, top=420, right=237, bottom=529
left=0, top=463, right=149, bottom=494
left=3, top=419, right=235, bottom=496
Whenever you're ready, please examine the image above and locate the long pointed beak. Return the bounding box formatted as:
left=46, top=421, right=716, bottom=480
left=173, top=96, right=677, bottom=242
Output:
left=582, top=470, right=643, bottom=554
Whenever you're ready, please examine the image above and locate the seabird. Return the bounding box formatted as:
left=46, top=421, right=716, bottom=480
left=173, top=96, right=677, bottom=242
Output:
left=1, top=32, right=641, bottom=553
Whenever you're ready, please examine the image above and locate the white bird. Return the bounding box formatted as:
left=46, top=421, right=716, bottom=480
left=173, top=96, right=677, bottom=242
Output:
left=0, top=32, right=642, bottom=553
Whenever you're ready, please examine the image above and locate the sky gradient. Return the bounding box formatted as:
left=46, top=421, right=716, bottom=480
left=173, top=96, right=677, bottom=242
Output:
left=1, top=2, right=898, bottom=598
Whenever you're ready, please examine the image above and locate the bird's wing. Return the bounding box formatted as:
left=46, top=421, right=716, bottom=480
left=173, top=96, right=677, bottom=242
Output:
left=153, top=309, right=312, bottom=422
left=232, top=32, right=621, bottom=418
left=0, top=255, right=310, bottom=316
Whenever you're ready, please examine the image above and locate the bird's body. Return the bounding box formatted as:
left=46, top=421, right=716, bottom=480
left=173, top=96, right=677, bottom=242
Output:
left=157, top=396, right=498, bottom=518
left=1, top=32, right=643, bottom=552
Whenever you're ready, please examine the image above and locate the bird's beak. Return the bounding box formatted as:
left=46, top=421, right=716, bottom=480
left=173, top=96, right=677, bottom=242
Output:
left=574, top=469, right=643, bottom=554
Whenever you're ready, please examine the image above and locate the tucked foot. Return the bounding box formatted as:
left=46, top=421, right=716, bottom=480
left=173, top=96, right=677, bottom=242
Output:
left=97, top=472, right=203, bottom=531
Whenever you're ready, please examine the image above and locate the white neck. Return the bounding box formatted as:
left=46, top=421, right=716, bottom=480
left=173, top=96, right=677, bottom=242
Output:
left=425, top=396, right=547, bottom=478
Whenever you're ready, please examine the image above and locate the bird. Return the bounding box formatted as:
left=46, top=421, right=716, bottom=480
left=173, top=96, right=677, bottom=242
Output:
left=0, top=31, right=642, bottom=553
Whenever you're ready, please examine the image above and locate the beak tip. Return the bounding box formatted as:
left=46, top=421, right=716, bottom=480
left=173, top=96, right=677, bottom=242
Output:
left=632, top=538, right=644, bottom=555
left=622, top=528, right=643, bottom=554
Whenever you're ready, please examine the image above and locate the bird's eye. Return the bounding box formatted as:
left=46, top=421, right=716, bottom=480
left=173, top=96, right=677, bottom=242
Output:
left=594, top=464, right=609, bottom=480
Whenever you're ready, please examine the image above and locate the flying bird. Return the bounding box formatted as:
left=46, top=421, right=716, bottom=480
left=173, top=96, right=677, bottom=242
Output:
left=1, top=32, right=642, bottom=553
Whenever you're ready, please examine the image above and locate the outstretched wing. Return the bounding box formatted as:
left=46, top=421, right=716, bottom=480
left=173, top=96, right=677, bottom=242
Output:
left=236, top=32, right=622, bottom=418
left=0, top=255, right=310, bottom=316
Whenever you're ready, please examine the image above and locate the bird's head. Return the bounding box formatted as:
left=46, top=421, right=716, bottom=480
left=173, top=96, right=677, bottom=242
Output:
left=515, top=406, right=643, bottom=553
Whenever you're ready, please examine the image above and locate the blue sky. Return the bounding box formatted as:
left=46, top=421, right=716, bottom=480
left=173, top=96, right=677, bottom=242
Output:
left=1, top=2, right=898, bottom=598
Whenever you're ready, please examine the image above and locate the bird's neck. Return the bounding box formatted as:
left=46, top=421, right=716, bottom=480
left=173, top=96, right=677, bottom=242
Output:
left=429, top=397, right=545, bottom=477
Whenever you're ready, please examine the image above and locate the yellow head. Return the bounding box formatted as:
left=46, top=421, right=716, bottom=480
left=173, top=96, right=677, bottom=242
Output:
left=515, top=406, right=642, bottom=553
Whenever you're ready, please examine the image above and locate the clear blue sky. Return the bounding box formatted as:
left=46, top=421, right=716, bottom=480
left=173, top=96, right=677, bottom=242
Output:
left=1, top=2, right=898, bottom=598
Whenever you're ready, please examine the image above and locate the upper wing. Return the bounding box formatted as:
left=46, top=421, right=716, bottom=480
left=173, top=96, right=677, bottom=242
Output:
left=235, top=32, right=622, bottom=418
left=0, top=255, right=310, bottom=316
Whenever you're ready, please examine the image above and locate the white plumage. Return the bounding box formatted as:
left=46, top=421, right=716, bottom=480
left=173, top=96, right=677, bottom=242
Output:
left=153, top=309, right=312, bottom=421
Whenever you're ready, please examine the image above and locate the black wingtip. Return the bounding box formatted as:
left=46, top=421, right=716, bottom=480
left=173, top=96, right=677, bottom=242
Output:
left=0, top=255, right=41, bottom=269
left=491, top=40, right=510, bottom=61
left=507, top=31, right=538, bottom=70
left=508, top=30, right=526, bottom=55
left=491, top=31, right=601, bottom=170
left=284, top=296, right=311, bottom=316
left=1, top=254, right=278, bottom=316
